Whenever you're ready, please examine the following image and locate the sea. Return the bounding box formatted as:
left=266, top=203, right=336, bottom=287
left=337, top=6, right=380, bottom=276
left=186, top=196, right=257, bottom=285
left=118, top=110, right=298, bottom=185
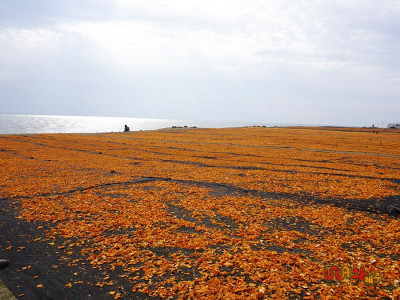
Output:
left=0, top=114, right=287, bottom=135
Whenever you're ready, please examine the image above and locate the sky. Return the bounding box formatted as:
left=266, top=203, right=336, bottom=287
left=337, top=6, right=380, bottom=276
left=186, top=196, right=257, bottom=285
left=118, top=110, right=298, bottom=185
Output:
left=0, top=0, right=399, bottom=127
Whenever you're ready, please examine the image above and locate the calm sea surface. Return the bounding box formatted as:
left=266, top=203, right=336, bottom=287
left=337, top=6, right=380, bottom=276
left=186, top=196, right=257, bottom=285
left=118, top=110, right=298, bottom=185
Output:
left=0, top=114, right=283, bottom=134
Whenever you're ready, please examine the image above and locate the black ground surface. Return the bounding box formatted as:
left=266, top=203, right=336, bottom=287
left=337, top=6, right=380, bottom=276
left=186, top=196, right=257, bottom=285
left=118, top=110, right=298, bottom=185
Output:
left=0, top=199, right=158, bottom=300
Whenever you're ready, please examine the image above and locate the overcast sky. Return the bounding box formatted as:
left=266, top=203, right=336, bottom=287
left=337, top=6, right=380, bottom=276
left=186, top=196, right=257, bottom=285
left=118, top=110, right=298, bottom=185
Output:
left=0, top=0, right=399, bottom=126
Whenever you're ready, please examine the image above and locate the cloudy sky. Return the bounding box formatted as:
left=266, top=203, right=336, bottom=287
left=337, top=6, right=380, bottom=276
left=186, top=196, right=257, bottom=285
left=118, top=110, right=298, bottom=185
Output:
left=0, top=0, right=399, bottom=126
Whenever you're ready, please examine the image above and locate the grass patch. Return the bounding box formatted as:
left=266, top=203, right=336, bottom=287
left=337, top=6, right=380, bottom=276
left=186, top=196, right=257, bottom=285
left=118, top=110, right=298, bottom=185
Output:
left=0, top=279, right=16, bottom=300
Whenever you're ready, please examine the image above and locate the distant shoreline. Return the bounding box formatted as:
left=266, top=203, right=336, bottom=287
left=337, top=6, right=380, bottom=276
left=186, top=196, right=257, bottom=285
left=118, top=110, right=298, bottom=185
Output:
left=0, top=124, right=396, bottom=136
left=1, top=113, right=385, bottom=135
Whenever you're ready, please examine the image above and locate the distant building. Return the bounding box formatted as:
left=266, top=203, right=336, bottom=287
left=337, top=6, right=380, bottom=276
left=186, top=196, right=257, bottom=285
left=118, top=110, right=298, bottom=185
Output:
left=387, top=123, right=400, bottom=129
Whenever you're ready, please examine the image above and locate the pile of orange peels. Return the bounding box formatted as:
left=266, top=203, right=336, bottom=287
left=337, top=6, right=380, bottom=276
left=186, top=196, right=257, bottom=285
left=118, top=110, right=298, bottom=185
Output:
left=1, top=127, right=399, bottom=299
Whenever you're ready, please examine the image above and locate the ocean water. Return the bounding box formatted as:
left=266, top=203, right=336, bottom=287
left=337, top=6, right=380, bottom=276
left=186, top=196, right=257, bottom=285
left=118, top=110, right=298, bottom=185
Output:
left=0, top=114, right=281, bottom=135
left=0, top=114, right=186, bottom=134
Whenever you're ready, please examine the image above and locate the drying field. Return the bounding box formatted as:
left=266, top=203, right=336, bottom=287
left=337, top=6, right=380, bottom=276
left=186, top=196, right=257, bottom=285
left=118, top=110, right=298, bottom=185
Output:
left=0, top=127, right=400, bottom=299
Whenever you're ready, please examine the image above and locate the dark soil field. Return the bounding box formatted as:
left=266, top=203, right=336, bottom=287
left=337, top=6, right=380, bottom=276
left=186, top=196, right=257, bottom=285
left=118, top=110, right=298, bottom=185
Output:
left=0, top=127, right=399, bottom=299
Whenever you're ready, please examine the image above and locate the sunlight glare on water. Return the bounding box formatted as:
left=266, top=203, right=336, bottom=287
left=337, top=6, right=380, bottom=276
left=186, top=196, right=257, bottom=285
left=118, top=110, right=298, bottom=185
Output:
left=0, top=114, right=297, bottom=134
left=0, top=114, right=186, bottom=134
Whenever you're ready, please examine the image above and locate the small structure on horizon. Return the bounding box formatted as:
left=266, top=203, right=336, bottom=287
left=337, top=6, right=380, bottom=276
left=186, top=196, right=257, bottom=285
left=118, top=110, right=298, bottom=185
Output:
left=124, top=124, right=130, bottom=132
left=387, top=123, right=400, bottom=129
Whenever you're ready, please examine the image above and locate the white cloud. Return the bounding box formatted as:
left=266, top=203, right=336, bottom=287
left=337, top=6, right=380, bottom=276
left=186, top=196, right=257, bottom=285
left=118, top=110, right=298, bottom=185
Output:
left=2, top=1, right=399, bottom=83
left=60, top=20, right=256, bottom=75
left=0, top=28, right=61, bottom=51
left=0, top=0, right=399, bottom=124
left=57, top=0, right=397, bottom=79
left=115, top=0, right=256, bottom=21
left=0, top=28, right=63, bottom=79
